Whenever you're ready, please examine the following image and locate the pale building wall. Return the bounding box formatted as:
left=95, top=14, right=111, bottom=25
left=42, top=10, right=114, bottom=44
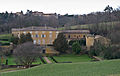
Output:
left=12, top=29, right=91, bottom=47
left=12, top=30, right=61, bottom=45
left=86, top=36, right=94, bottom=50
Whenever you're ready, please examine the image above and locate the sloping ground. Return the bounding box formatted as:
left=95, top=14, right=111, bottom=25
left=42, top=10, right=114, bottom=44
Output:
left=0, top=34, right=12, bottom=46
left=1, top=59, right=120, bottom=76
left=44, top=57, right=52, bottom=64
left=57, top=21, right=120, bottom=30
left=53, top=54, right=91, bottom=63
left=0, top=34, right=12, bottom=39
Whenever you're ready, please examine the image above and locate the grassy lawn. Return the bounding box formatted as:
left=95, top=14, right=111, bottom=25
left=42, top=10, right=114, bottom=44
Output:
left=53, top=54, right=91, bottom=63
left=0, top=41, right=10, bottom=44
left=57, top=21, right=120, bottom=30
left=2, top=56, right=16, bottom=65
left=1, top=54, right=91, bottom=65
left=0, top=34, right=12, bottom=40
left=1, top=59, right=120, bottom=76
left=1, top=56, right=44, bottom=65
left=57, top=24, right=89, bottom=30
left=0, top=34, right=12, bottom=45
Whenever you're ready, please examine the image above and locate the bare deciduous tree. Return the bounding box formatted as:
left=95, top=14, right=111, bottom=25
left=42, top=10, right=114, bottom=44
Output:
left=13, top=42, right=42, bottom=68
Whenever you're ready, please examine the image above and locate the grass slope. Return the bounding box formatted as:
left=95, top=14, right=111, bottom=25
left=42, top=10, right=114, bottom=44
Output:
left=1, top=55, right=91, bottom=65
left=53, top=54, right=91, bottom=63
left=0, top=34, right=12, bottom=45
left=0, top=34, right=12, bottom=40
left=57, top=21, right=120, bottom=30
left=1, top=59, right=120, bottom=76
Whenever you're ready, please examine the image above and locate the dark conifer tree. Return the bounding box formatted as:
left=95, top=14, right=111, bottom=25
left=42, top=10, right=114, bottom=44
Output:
left=53, top=33, right=68, bottom=53
left=26, top=33, right=33, bottom=42
left=18, top=33, right=26, bottom=44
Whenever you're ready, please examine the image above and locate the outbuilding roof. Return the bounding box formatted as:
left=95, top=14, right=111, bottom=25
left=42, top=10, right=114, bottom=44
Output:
left=63, top=30, right=90, bottom=34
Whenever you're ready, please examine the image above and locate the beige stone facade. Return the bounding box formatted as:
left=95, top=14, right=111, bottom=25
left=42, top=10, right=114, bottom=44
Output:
left=86, top=35, right=111, bottom=50
left=86, top=35, right=95, bottom=50
left=12, top=27, right=61, bottom=45
left=12, top=27, right=90, bottom=46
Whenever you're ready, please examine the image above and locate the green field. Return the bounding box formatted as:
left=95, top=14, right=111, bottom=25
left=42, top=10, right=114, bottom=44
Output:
left=1, top=59, right=120, bottom=76
left=1, top=55, right=91, bottom=65
left=1, top=56, right=44, bottom=65
left=57, top=24, right=89, bottom=30
left=57, top=21, right=120, bottom=30
left=0, top=34, right=12, bottom=40
left=53, top=54, right=91, bottom=63
left=0, top=34, right=12, bottom=45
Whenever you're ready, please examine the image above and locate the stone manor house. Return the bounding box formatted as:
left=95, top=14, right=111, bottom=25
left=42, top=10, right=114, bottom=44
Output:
left=12, top=26, right=94, bottom=50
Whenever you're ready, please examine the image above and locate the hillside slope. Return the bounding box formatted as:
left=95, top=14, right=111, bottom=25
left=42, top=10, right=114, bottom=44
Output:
left=1, top=59, right=120, bottom=76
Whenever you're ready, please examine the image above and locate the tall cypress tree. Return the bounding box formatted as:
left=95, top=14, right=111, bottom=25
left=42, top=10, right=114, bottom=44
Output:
left=53, top=33, right=68, bottom=53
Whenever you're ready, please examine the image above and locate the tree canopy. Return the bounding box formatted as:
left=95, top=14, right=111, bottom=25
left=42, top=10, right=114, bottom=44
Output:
left=72, top=41, right=81, bottom=54
left=53, top=33, right=68, bottom=53
left=18, top=33, right=33, bottom=44
left=14, top=42, right=42, bottom=68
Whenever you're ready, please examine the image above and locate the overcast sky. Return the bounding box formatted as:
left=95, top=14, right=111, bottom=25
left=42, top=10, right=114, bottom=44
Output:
left=0, top=0, right=120, bottom=15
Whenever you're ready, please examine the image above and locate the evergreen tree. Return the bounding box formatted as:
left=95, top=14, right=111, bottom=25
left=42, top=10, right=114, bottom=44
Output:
left=53, top=33, right=68, bottom=53
left=72, top=41, right=81, bottom=54
left=104, top=5, right=113, bottom=13
left=21, top=10, right=23, bottom=15
left=9, top=36, right=19, bottom=45
left=18, top=33, right=26, bottom=44
left=26, top=33, right=33, bottom=42
left=18, top=33, right=33, bottom=44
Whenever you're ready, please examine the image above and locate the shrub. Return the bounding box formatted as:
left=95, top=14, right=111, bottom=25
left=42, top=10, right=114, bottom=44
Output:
left=104, top=45, right=120, bottom=59
left=72, top=41, right=81, bottom=54
left=69, top=39, right=86, bottom=46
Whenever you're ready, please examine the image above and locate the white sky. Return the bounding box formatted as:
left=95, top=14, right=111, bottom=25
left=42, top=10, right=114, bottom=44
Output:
left=0, top=0, right=120, bottom=15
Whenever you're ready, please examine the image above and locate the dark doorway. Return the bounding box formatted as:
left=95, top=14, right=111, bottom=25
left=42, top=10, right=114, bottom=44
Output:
left=68, top=35, right=70, bottom=38
left=42, top=49, right=46, bottom=53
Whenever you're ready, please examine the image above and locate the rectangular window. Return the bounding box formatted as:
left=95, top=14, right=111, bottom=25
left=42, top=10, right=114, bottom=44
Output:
left=33, top=40, right=36, bottom=44
left=23, top=31, right=26, bottom=34
left=49, top=31, right=52, bottom=33
left=41, top=34, right=46, bottom=38
left=49, top=33, right=52, bottom=38
left=36, top=34, right=39, bottom=38
left=30, top=31, right=32, bottom=34
left=42, top=31, right=45, bottom=33
left=31, top=35, right=33, bottom=37
left=49, top=39, right=52, bottom=44
left=42, top=39, right=45, bottom=44
left=68, top=35, right=70, bottom=38
left=56, top=34, right=58, bottom=38
left=38, top=40, right=41, bottom=44
left=56, top=31, right=59, bottom=34
left=35, top=31, right=38, bottom=34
